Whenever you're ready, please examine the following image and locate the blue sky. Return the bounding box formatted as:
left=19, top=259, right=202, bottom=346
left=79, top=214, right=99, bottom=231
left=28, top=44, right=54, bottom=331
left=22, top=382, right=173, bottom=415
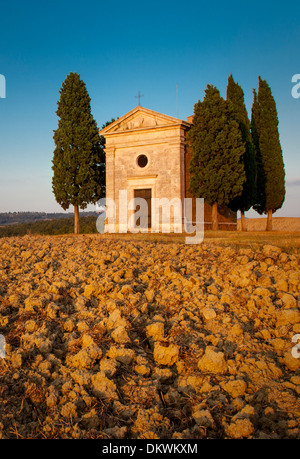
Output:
left=0, top=0, right=299, bottom=217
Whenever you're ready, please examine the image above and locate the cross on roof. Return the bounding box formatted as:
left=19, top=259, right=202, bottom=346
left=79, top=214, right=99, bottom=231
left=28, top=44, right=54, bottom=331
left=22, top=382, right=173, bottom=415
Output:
left=135, top=91, right=144, bottom=106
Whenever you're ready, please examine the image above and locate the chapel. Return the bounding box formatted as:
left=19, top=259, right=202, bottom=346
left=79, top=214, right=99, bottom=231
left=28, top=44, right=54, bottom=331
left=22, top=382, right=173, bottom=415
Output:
left=99, top=106, right=236, bottom=233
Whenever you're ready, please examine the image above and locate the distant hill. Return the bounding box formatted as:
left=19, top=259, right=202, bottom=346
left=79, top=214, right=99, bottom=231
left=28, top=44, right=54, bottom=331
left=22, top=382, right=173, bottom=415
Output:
left=0, top=211, right=97, bottom=226
left=0, top=213, right=98, bottom=238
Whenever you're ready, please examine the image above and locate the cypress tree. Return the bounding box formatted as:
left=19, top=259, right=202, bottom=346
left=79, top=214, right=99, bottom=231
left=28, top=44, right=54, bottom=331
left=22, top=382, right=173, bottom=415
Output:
left=251, top=77, right=285, bottom=230
left=188, top=84, right=246, bottom=230
left=251, top=89, right=266, bottom=215
left=226, top=75, right=256, bottom=231
left=52, top=72, right=105, bottom=234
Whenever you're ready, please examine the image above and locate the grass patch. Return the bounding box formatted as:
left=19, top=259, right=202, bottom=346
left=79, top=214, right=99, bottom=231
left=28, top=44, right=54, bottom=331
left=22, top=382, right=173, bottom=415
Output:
left=61, top=229, right=300, bottom=253
left=1, top=217, right=299, bottom=253
left=204, top=230, right=300, bottom=252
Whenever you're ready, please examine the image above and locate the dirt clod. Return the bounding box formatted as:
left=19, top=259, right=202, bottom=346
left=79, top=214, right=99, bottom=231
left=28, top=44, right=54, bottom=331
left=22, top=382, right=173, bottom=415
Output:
left=0, top=234, right=299, bottom=438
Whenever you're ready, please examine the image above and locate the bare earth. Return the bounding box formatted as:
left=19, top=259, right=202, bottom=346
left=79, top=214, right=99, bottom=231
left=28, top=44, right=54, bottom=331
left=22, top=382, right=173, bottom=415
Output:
left=0, top=234, right=299, bottom=439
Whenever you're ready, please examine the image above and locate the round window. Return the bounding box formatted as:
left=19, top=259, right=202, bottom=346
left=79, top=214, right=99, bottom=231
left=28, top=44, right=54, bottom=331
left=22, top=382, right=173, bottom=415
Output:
left=137, top=154, right=148, bottom=168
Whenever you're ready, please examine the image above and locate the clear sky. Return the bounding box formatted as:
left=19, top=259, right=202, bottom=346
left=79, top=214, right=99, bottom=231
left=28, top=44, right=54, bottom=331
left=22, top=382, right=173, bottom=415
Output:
left=0, top=0, right=299, bottom=217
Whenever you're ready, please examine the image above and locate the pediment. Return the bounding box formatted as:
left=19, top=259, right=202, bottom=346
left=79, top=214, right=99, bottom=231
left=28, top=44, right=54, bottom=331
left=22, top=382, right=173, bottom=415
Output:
left=100, top=107, right=189, bottom=135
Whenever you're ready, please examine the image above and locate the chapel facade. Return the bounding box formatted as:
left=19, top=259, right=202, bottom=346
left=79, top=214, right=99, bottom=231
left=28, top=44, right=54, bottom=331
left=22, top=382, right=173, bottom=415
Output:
left=99, top=106, right=236, bottom=233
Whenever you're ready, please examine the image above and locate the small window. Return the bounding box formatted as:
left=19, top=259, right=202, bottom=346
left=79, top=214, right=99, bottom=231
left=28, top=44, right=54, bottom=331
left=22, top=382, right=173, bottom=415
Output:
left=137, top=154, right=148, bottom=168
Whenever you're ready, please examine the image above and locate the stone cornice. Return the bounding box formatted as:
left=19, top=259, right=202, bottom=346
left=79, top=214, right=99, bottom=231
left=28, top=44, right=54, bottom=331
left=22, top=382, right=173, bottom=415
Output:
left=100, top=106, right=191, bottom=137
left=127, top=175, right=158, bottom=180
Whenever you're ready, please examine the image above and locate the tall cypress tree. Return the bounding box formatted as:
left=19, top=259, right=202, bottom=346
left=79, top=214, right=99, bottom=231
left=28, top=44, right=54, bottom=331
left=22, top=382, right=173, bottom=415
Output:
left=226, top=75, right=256, bottom=231
left=251, top=77, right=285, bottom=230
left=52, top=72, right=105, bottom=234
left=251, top=89, right=265, bottom=215
left=188, top=84, right=246, bottom=230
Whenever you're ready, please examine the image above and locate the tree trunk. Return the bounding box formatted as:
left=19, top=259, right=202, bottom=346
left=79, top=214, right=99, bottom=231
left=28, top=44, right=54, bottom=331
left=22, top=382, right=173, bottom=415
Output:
left=211, top=202, right=218, bottom=231
left=240, top=210, right=247, bottom=231
left=74, top=205, right=80, bottom=234
left=266, top=209, right=272, bottom=231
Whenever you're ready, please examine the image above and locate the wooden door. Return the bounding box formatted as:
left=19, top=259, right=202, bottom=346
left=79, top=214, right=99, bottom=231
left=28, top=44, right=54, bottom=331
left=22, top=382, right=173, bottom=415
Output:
left=134, top=188, right=151, bottom=228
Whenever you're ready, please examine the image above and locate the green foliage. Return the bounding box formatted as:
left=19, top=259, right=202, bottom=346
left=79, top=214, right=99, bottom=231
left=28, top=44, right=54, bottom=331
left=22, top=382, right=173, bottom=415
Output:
left=251, top=89, right=265, bottom=214
left=226, top=75, right=256, bottom=213
left=0, top=215, right=98, bottom=238
left=52, top=72, right=105, bottom=211
left=252, top=77, right=285, bottom=214
left=99, top=118, right=117, bottom=158
left=187, top=84, right=246, bottom=206
left=0, top=212, right=71, bottom=225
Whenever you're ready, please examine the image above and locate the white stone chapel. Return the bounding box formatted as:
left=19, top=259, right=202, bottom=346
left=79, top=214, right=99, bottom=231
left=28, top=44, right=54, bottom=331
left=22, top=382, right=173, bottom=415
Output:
left=99, top=106, right=236, bottom=233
